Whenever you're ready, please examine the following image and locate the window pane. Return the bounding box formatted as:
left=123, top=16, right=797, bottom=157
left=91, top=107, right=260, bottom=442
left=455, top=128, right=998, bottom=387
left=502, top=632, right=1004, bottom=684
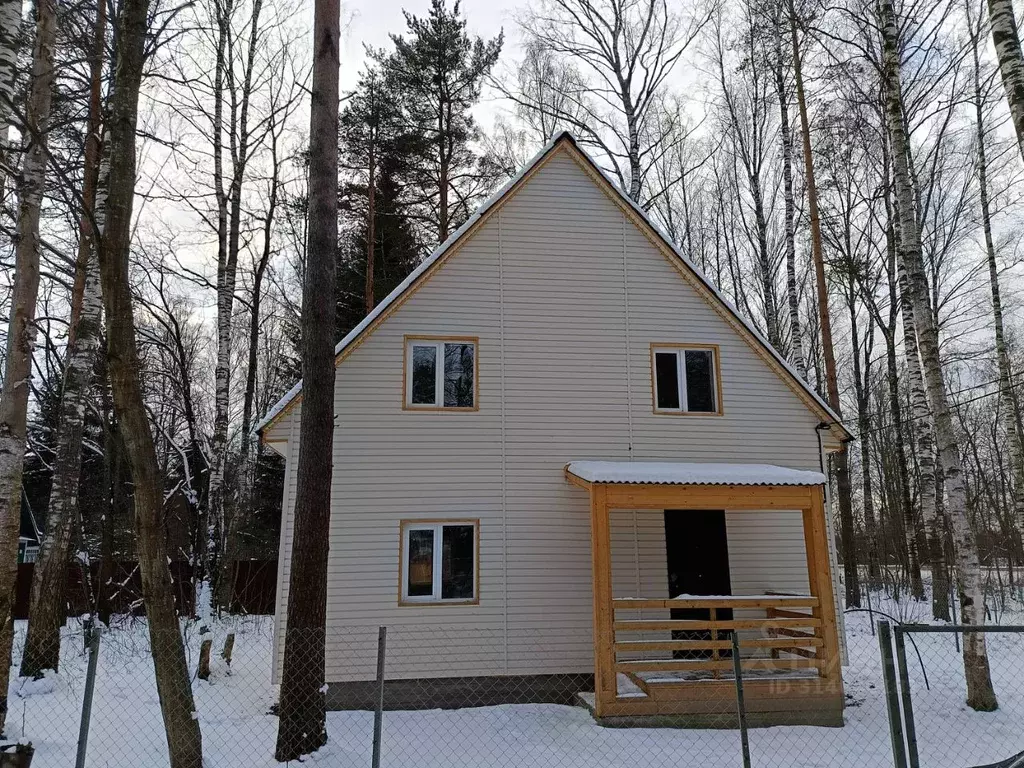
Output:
left=407, top=529, right=434, bottom=597
left=655, top=352, right=681, bottom=410
left=411, top=345, right=437, bottom=405
left=443, top=343, right=475, bottom=408
left=441, top=525, right=475, bottom=600
left=685, top=350, right=716, bottom=412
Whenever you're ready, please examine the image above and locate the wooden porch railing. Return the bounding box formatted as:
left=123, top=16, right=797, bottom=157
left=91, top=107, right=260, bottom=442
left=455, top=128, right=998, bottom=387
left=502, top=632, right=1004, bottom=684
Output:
left=611, top=595, right=825, bottom=681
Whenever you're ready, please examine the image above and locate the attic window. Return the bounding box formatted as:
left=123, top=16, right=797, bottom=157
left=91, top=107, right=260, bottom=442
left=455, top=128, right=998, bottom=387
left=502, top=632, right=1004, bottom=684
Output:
left=652, top=345, right=721, bottom=415
left=405, top=337, right=477, bottom=410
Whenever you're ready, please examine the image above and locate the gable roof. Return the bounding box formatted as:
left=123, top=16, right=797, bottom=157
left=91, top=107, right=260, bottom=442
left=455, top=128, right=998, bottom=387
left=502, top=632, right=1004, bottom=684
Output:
left=257, top=131, right=852, bottom=443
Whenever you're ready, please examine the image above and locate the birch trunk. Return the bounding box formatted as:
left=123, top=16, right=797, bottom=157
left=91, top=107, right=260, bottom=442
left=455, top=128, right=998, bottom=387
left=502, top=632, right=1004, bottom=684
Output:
left=273, top=0, right=339, bottom=754
left=850, top=283, right=881, bottom=584
left=789, top=0, right=860, bottom=605
left=0, top=0, right=57, bottom=730
left=97, top=0, right=205, bottom=755
left=200, top=0, right=237, bottom=623
left=20, top=0, right=106, bottom=674
left=971, top=10, right=1024, bottom=543
left=895, top=265, right=927, bottom=599
left=213, top=0, right=265, bottom=612
left=222, top=118, right=280, bottom=611
left=21, top=237, right=103, bottom=679
left=880, top=0, right=997, bottom=710
left=773, top=15, right=806, bottom=378
left=986, top=0, right=1024, bottom=162
left=623, top=91, right=642, bottom=203
left=0, top=0, right=19, bottom=194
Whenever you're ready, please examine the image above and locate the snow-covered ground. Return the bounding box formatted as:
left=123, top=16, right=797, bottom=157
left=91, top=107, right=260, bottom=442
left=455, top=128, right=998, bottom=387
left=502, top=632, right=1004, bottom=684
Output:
left=8, top=595, right=1024, bottom=767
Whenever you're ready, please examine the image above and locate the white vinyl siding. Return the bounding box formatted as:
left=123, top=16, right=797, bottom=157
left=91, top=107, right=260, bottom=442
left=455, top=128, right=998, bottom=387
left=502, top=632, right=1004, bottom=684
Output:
left=272, top=147, right=839, bottom=684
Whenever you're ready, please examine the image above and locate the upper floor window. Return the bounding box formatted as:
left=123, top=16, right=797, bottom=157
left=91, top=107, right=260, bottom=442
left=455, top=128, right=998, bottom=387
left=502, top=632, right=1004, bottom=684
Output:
left=405, top=337, right=477, bottom=410
left=651, top=345, right=721, bottom=414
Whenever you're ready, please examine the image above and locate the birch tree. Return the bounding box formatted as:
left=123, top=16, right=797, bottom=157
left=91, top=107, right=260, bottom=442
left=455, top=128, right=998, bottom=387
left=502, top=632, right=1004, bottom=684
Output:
left=710, top=3, right=785, bottom=352
left=967, top=0, right=1024, bottom=539
left=879, top=0, right=996, bottom=710
left=0, top=0, right=57, bottom=728
left=769, top=1, right=806, bottom=377
left=20, top=0, right=107, bottom=676
left=986, top=0, right=1024, bottom=162
left=0, top=0, right=20, bottom=192
left=513, top=0, right=711, bottom=204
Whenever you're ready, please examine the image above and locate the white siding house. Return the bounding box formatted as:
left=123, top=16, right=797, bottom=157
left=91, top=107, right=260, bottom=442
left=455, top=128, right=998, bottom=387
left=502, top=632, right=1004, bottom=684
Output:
left=258, top=133, right=851, bottom=726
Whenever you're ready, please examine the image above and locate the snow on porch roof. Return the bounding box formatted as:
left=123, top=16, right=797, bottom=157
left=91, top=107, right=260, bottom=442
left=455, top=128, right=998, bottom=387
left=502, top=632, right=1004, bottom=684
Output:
left=565, top=461, right=826, bottom=487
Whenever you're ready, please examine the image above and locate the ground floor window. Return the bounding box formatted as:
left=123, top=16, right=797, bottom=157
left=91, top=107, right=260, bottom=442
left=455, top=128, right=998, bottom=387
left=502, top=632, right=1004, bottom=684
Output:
left=400, top=520, right=478, bottom=604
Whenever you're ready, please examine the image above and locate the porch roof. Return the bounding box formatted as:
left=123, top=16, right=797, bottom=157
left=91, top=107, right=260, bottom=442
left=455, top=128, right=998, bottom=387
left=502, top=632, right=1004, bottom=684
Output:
left=564, top=461, right=826, bottom=487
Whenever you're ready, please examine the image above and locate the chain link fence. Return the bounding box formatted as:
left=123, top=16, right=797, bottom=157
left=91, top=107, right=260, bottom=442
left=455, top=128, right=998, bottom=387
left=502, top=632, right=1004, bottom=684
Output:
left=9, top=611, right=1024, bottom=767
left=881, top=622, right=1024, bottom=768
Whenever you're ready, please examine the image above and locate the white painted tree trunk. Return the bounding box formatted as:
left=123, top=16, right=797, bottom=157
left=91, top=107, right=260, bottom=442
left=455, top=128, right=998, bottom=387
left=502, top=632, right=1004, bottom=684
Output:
left=987, top=0, right=1024, bottom=162
left=0, top=0, right=57, bottom=731
left=880, top=0, right=997, bottom=710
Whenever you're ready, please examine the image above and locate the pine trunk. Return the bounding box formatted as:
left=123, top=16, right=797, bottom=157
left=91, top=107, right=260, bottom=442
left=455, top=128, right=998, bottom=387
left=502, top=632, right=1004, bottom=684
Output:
left=97, top=0, right=205, bottom=756
left=0, top=0, right=57, bottom=730
left=366, top=138, right=376, bottom=314
left=789, top=0, right=860, bottom=605
left=437, top=107, right=448, bottom=242
left=987, top=0, right=1024, bottom=162
left=880, top=0, right=997, bottom=710
left=273, top=0, right=339, bottom=755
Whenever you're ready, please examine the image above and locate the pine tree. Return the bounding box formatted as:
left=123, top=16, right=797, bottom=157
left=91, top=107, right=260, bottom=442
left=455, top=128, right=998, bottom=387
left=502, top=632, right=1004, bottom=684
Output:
left=339, top=66, right=425, bottom=325
left=378, top=0, right=502, bottom=244
left=337, top=156, right=423, bottom=339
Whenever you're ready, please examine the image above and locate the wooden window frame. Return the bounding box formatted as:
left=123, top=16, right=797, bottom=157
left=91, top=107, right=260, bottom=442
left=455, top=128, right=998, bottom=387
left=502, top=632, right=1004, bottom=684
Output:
left=402, top=335, right=480, bottom=411
left=650, top=343, right=724, bottom=416
left=398, top=519, right=481, bottom=606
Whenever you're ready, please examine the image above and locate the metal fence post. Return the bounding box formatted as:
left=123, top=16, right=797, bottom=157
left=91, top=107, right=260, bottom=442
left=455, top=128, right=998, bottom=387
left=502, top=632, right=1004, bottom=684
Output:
left=731, top=632, right=751, bottom=768
left=371, top=626, right=387, bottom=768
left=878, top=621, right=908, bottom=768
left=892, top=627, right=920, bottom=768
left=75, top=623, right=102, bottom=768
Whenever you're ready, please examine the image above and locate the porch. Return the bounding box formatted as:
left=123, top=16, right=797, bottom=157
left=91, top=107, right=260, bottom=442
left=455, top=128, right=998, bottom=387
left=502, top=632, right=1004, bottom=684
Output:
left=564, top=461, right=845, bottom=727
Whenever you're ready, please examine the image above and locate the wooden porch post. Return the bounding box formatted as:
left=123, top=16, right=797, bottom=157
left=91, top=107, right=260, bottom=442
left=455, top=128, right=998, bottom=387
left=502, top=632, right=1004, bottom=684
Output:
left=802, top=484, right=842, bottom=690
left=590, top=483, right=616, bottom=715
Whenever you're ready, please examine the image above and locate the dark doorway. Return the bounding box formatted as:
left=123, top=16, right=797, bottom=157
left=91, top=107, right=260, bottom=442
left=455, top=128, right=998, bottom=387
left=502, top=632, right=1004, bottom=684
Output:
left=664, top=510, right=732, bottom=659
